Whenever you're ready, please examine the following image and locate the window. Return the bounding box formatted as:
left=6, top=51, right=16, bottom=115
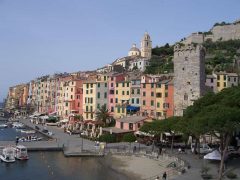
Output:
left=86, top=84, right=89, bottom=88
left=91, top=113, right=93, bottom=119
left=127, top=82, right=129, bottom=87
left=151, top=92, right=154, bottom=97
left=90, top=84, right=93, bottom=88
left=116, top=83, right=118, bottom=87
left=157, top=84, right=161, bottom=88
left=111, top=83, right=113, bottom=87
left=151, top=100, right=154, bottom=106
left=163, top=103, right=169, bottom=109
left=143, top=100, right=146, bottom=106
left=97, top=92, right=100, bottom=98
left=127, top=91, right=129, bottom=95
left=71, top=88, right=73, bottom=92
left=122, top=83, right=125, bottom=87
left=117, top=107, right=120, bottom=113
left=97, top=83, right=100, bottom=88
left=156, top=112, right=162, bottom=117
left=217, top=75, right=220, bottom=80
left=131, top=99, right=134, bottom=104
left=217, top=82, right=220, bottom=87
left=224, top=75, right=226, bottom=81
left=115, top=98, right=118, bottom=103
left=184, top=94, right=188, bottom=100
left=111, top=107, right=114, bottom=112
left=86, top=106, right=89, bottom=112
left=157, top=102, right=160, bottom=108
left=136, top=98, right=139, bottom=104
left=120, top=122, right=124, bottom=129
left=104, top=76, right=106, bottom=81
left=78, top=103, right=80, bottom=107
left=129, top=123, right=133, bottom=130
left=234, top=77, right=237, bottom=82
left=105, top=83, right=107, bottom=87
left=116, top=90, right=118, bottom=94
left=165, top=92, right=168, bottom=97
left=122, top=91, right=125, bottom=95
left=156, top=93, right=162, bottom=98
left=104, top=92, right=107, bottom=98
left=224, top=82, right=226, bottom=87
left=143, top=92, right=146, bottom=96
left=137, top=89, right=140, bottom=94
left=151, top=83, right=154, bottom=88
left=131, top=89, right=134, bottom=94
left=86, top=90, right=88, bottom=94
left=143, top=84, right=146, bottom=88
left=122, top=107, right=125, bottom=113
left=210, top=78, right=214, bottom=83
left=71, top=95, right=73, bottom=99
left=110, top=98, right=113, bottom=103
left=65, top=102, right=68, bottom=107
left=165, top=85, right=168, bottom=90
left=90, top=89, right=93, bottom=93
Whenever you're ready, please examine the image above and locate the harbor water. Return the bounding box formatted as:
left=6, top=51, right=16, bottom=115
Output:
left=0, top=123, right=133, bottom=180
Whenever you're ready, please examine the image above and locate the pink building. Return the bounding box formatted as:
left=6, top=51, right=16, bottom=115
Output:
left=108, top=73, right=125, bottom=116
left=115, top=116, right=147, bottom=131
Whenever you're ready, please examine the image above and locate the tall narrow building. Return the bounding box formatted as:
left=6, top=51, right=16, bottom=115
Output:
left=140, top=32, right=152, bottom=59
left=173, top=44, right=205, bottom=116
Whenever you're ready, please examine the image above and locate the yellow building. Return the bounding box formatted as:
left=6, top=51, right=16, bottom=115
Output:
left=114, top=77, right=131, bottom=119
left=215, top=72, right=238, bottom=92
left=83, top=80, right=97, bottom=120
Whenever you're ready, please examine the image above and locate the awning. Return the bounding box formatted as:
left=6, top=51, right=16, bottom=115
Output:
left=60, top=119, right=69, bottom=123
left=40, top=115, right=49, bottom=120
left=49, top=111, right=57, bottom=115
left=135, top=131, right=154, bottom=137
left=126, top=106, right=140, bottom=111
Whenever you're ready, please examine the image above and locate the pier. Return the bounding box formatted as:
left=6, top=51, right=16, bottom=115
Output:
left=0, top=119, right=103, bottom=157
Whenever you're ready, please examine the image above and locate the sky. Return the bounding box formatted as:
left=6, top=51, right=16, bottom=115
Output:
left=0, top=0, right=240, bottom=101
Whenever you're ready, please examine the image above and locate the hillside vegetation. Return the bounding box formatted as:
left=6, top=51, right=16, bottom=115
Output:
left=145, top=40, right=240, bottom=75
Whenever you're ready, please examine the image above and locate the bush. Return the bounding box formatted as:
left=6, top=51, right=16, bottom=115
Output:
left=226, top=172, right=237, bottom=179
left=122, top=133, right=136, bottom=142
left=99, top=134, right=116, bottom=143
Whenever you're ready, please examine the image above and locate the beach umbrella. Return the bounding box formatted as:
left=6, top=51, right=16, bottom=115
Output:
left=204, top=150, right=221, bottom=161
left=99, top=127, right=103, bottom=136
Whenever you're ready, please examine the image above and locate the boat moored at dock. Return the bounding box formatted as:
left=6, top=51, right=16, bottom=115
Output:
left=0, top=147, right=15, bottom=163
left=14, top=145, right=29, bottom=160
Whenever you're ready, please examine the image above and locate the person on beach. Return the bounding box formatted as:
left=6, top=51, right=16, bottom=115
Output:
left=162, top=172, right=167, bottom=180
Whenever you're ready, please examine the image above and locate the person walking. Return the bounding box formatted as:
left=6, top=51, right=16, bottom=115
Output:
left=162, top=172, right=167, bottom=180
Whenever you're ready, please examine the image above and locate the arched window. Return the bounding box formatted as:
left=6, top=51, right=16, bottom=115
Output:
left=184, top=94, right=188, bottom=101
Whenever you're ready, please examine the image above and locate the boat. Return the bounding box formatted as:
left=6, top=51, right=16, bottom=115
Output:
left=19, top=136, right=42, bottom=142
left=14, top=145, right=29, bottom=160
left=0, top=124, right=8, bottom=128
left=20, top=130, right=36, bottom=134
left=12, top=122, right=25, bottom=129
left=0, top=147, right=15, bottom=163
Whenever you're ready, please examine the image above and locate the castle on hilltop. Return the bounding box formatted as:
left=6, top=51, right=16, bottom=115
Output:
left=183, top=19, right=240, bottom=44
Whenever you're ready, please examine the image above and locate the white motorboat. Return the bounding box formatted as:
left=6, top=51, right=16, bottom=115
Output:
left=14, top=145, right=29, bottom=160
left=0, top=124, right=8, bottom=128
left=12, top=122, right=25, bottom=129
left=19, top=136, right=42, bottom=142
left=0, top=147, right=15, bottom=163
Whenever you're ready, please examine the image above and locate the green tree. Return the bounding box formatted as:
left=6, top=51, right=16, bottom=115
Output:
left=99, top=134, right=116, bottom=143
left=122, top=133, right=136, bottom=142
left=96, top=104, right=111, bottom=127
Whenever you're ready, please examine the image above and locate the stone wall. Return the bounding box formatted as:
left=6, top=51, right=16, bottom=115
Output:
left=173, top=44, right=205, bottom=116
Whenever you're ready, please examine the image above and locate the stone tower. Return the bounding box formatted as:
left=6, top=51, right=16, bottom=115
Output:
left=173, top=44, right=205, bottom=116
left=141, top=32, right=152, bottom=58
